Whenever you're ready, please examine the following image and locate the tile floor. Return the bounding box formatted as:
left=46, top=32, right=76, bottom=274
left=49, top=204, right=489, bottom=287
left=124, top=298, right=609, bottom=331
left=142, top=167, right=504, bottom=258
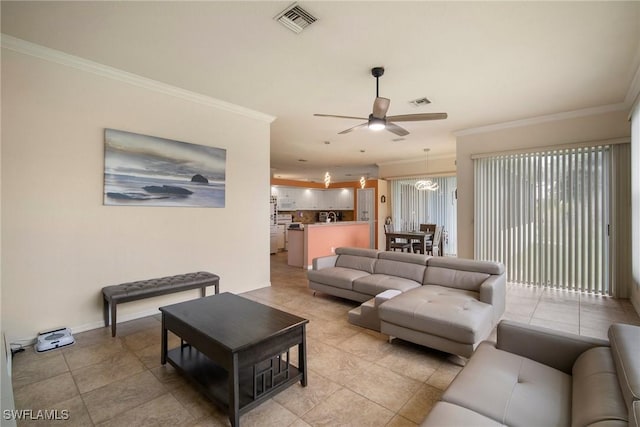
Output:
left=11, top=253, right=640, bottom=426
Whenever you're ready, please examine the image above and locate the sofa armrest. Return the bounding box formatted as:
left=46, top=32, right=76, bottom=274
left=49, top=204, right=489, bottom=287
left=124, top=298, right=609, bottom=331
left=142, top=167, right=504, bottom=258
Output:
left=496, top=320, right=609, bottom=375
left=312, top=255, right=339, bottom=270
left=479, top=275, right=506, bottom=324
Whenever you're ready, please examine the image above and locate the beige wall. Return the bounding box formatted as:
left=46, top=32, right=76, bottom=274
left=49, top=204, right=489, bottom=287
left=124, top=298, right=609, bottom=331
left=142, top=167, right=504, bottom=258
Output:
left=456, top=110, right=631, bottom=259
left=1, top=48, right=272, bottom=341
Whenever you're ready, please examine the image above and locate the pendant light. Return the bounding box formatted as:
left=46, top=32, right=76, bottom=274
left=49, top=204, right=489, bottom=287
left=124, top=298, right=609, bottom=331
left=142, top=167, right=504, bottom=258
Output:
left=359, top=176, right=366, bottom=189
left=324, top=171, right=331, bottom=188
left=415, top=148, right=439, bottom=191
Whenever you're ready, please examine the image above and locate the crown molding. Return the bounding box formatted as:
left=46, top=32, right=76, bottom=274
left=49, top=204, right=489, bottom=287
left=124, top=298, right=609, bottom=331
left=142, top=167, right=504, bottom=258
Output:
left=453, top=103, right=628, bottom=137
left=1, top=34, right=276, bottom=123
left=377, top=152, right=456, bottom=167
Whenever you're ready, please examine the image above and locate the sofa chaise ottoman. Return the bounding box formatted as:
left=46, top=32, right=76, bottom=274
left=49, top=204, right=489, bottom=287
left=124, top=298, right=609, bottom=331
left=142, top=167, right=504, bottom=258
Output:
left=422, top=320, right=640, bottom=427
left=308, top=247, right=506, bottom=358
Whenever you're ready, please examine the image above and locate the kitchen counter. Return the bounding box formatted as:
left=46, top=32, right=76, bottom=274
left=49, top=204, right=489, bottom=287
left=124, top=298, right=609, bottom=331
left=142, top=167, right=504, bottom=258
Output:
left=288, top=221, right=370, bottom=269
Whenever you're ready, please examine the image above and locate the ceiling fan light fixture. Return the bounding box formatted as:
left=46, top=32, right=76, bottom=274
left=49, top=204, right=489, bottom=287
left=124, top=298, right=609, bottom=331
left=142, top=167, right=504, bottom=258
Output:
left=368, top=117, right=386, bottom=131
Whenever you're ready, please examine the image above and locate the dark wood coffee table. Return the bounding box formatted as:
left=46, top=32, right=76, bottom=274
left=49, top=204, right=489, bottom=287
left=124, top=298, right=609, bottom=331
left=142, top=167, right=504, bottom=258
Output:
left=160, top=292, right=308, bottom=426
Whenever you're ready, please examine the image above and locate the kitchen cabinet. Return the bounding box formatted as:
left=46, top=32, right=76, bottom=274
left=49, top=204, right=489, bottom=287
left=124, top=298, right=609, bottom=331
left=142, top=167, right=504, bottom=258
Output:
left=273, top=186, right=354, bottom=211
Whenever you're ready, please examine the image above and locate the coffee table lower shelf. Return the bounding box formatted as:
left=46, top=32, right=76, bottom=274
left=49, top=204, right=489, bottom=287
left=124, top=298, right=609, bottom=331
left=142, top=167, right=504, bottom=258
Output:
left=166, top=345, right=303, bottom=415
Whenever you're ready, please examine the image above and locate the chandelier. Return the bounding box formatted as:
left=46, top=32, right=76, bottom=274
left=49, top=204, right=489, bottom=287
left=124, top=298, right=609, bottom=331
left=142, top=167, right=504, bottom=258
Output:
left=415, top=148, right=439, bottom=191
left=359, top=176, right=366, bottom=189
left=324, top=171, right=331, bottom=188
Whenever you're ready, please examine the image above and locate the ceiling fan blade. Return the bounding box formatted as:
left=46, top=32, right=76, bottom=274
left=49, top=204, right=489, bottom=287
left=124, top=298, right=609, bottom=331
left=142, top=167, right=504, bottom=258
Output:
left=314, top=114, right=368, bottom=120
left=386, top=112, right=448, bottom=122
left=385, top=122, right=410, bottom=136
left=338, top=122, right=368, bottom=135
left=372, top=97, right=390, bottom=119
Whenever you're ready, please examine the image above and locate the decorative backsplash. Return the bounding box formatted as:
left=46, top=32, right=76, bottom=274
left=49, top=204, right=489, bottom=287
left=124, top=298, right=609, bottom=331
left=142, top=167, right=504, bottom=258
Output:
left=280, top=210, right=355, bottom=224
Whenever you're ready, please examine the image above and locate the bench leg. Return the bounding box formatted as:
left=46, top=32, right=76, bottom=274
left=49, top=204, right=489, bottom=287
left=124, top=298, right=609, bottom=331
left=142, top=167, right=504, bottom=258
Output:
left=201, top=286, right=206, bottom=298
left=103, top=297, right=109, bottom=327
left=111, top=303, right=117, bottom=337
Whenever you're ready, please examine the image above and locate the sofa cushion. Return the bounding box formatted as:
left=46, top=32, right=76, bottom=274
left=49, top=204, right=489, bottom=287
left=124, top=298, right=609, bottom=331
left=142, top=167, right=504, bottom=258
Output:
left=572, top=347, right=627, bottom=427
left=335, top=254, right=377, bottom=274
left=378, top=251, right=430, bottom=265
left=335, top=247, right=380, bottom=258
left=427, top=256, right=505, bottom=275
left=421, top=402, right=506, bottom=427
left=378, top=285, right=493, bottom=344
left=442, top=342, right=572, bottom=427
left=352, top=274, right=421, bottom=296
left=423, top=266, right=490, bottom=292
left=375, top=256, right=427, bottom=283
left=609, top=323, right=640, bottom=410
left=307, top=267, right=370, bottom=291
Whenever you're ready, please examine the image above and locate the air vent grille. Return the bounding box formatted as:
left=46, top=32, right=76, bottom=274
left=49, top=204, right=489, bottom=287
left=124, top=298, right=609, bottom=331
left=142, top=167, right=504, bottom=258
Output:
left=409, top=97, right=431, bottom=107
left=275, top=3, right=317, bottom=34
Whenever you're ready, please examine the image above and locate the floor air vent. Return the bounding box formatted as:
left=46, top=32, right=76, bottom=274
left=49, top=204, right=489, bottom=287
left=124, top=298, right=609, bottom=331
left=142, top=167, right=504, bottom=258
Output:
left=274, top=3, right=317, bottom=34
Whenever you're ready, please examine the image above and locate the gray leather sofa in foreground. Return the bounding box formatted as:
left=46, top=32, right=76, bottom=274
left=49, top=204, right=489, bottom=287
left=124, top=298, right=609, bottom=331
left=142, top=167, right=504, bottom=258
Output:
left=422, top=320, right=640, bottom=427
left=307, top=247, right=506, bottom=357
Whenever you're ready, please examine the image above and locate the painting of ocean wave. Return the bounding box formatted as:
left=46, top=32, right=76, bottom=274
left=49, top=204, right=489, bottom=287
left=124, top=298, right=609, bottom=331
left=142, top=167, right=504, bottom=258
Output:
left=104, top=129, right=226, bottom=207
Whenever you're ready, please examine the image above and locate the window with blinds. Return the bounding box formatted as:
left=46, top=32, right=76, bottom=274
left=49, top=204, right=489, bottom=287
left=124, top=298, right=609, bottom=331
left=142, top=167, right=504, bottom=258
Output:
left=390, top=176, right=457, bottom=256
left=474, top=145, right=611, bottom=294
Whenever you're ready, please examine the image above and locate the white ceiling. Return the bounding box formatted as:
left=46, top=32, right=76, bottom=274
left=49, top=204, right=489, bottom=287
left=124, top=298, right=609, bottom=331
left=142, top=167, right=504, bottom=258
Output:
left=2, top=1, right=639, bottom=182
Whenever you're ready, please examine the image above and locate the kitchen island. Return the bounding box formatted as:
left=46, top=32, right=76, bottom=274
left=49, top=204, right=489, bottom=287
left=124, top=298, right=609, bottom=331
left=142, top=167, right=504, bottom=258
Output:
left=287, top=221, right=371, bottom=269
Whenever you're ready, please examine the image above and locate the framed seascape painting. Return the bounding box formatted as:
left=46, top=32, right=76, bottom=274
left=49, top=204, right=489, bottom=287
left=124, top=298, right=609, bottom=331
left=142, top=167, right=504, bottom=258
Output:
left=103, top=129, right=226, bottom=207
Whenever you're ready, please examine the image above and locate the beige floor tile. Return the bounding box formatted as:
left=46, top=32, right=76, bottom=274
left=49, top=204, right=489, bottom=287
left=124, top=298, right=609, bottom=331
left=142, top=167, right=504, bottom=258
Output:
left=532, top=303, right=579, bottom=325
left=386, top=414, right=419, bottom=427
left=11, top=350, right=69, bottom=389
left=150, top=364, right=190, bottom=390
left=13, top=372, right=79, bottom=410
left=122, top=327, right=163, bottom=352
left=306, top=341, right=369, bottom=387
left=398, top=383, right=442, bottom=424
left=63, top=339, right=126, bottom=371
left=68, top=327, right=115, bottom=349
left=289, top=419, right=313, bottom=427
left=529, top=317, right=579, bottom=334
left=346, top=362, right=422, bottom=412
left=96, top=393, right=194, bottom=427
left=339, top=331, right=394, bottom=363
left=239, top=399, right=298, bottom=427
left=114, top=316, right=161, bottom=337
left=170, top=383, right=222, bottom=421
left=272, top=370, right=342, bottom=417
left=71, top=350, right=145, bottom=393
left=14, top=395, right=92, bottom=427
left=377, top=341, right=445, bottom=383
left=425, top=363, right=462, bottom=391
left=302, top=387, right=394, bottom=426
left=82, top=370, right=166, bottom=424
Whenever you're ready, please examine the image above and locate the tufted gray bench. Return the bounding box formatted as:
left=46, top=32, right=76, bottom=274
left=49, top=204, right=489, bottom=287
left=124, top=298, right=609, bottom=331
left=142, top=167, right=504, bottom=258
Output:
left=102, top=271, right=219, bottom=337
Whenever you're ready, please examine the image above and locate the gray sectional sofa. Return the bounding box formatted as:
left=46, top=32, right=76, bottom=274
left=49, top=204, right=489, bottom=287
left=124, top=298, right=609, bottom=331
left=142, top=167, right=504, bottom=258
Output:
left=422, top=320, right=640, bottom=427
left=307, top=247, right=506, bottom=357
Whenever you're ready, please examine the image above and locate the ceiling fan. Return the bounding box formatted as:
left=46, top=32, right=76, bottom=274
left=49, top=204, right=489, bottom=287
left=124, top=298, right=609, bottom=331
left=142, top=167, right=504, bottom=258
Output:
left=314, top=67, right=448, bottom=137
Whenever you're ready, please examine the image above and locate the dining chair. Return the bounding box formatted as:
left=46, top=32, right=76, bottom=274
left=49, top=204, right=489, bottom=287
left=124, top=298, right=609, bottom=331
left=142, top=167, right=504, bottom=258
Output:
left=430, top=226, right=443, bottom=256
left=384, top=224, right=411, bottom=252
left=412, top=223, right=436, bottom=253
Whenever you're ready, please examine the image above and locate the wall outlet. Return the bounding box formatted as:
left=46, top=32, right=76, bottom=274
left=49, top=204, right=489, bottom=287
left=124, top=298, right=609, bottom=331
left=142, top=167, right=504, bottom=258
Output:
left=330, top=247, right=335, bottom=254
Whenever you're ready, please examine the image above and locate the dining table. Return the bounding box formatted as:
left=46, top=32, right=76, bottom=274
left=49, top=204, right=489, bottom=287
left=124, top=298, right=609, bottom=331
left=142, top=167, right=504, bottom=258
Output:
left=385, top=231, right=433, bottom=254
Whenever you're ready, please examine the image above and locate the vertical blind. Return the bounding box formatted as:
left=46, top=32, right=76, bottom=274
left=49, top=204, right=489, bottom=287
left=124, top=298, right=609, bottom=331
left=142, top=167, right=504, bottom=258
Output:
left=390, top=176, right=457, bottom=256
left=474, top=145, right=611, bottom=295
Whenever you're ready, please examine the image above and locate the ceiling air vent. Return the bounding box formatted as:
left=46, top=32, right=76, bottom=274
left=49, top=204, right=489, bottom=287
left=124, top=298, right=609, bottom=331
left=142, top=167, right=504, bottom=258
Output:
left=409, top=97, right=431, bottom=107
left=274, top=3, right=317, bottom=34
